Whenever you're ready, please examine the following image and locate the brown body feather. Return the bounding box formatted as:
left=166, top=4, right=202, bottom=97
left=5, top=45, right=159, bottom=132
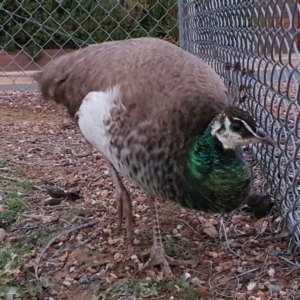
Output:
left=33, top=37, right=227, bottom=170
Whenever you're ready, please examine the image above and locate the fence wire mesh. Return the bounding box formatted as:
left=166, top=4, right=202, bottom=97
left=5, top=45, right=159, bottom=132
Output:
left=0, top=0, right=178, bottom=90
left=178, top=0, right=300, bottom=255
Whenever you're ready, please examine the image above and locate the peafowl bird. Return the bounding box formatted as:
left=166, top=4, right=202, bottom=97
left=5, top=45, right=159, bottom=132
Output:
left=32, top=37, right=275, bottom=277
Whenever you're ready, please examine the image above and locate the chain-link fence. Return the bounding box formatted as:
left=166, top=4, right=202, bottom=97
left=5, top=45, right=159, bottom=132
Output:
left=1, top=0, right=300, bottom=256
left=0, top=0, right=178, bottom=90
left=178, top=0, right=300, bottom=255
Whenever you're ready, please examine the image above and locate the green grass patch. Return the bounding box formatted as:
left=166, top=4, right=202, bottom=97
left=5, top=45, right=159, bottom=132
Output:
left=0, top=157, right=6, bottom=167
left=0, top=192, right=27, bottom=225
left=0, top=243, right=52, bottom=298
left=26, top=227, right=59, bottom=246
left=15, top=180, right=35, bottom=191
left=0, top=165, right=33, bottom=226
left=12, top=168, right=28, bottom=178
left=96, top=276, right=206, bottom=299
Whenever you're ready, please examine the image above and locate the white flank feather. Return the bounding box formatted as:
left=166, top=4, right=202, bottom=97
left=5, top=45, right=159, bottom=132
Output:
left=75, top=85, right=124, bottom=166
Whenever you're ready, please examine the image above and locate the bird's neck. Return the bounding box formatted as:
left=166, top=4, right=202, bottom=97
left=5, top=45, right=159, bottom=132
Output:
left=187, top=129, right=242, bottom=180
left=178, top=128, right=251, bottom=212
left=182, top=127, right=250, bottom=212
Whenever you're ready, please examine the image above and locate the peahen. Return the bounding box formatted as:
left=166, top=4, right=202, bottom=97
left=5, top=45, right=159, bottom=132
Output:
left=32, top=37, right=275, bottom=277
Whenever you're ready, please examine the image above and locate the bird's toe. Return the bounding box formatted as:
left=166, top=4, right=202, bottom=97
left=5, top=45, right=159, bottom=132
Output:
left=137, top=246, right=195, bottom=278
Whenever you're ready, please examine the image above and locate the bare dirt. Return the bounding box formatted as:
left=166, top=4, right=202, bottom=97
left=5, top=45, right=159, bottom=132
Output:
left=0, top=91, right=299, bottom=300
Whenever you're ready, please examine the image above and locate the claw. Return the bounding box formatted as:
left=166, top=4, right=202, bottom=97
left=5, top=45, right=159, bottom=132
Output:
left=137, top=246, right=196, bottom=278
left=137, top=246, right=174, bottom=278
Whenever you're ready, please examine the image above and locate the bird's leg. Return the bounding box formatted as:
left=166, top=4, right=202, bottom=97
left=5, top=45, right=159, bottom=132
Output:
left=106, top=161, right=134, bottom=243
left=138, top=197, right=195, bottom=278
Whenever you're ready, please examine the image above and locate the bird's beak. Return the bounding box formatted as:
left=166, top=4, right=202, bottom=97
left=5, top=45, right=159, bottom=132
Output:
left=253, top=129, right=277, bottom=147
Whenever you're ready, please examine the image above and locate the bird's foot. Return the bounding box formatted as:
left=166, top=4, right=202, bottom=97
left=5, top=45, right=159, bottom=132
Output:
left=137, top=246, right=195, bottom=279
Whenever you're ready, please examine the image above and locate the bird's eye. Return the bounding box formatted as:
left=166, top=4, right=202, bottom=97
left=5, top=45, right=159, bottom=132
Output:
left=231, top=121, right=243, bottom=131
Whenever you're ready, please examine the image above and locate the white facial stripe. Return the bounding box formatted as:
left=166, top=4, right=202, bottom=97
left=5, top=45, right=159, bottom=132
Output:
left=225, top=116, right=241, bottom=138
left=211, top=119, right=222, bottom=136
left=224, top=116, right=231, bottom=130
left=232, top=117, right=261, bottom=138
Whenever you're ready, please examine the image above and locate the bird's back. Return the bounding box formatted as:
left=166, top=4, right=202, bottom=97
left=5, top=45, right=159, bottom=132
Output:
left=34, top=37, right=232, bottom=203
left=33, top=37, right=227, bottom=123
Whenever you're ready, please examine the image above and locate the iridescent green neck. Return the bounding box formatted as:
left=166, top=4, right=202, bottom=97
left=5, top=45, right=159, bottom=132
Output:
left=183, top=128, right=250, bottom=212
left=187, top=129, right=239, bottom=180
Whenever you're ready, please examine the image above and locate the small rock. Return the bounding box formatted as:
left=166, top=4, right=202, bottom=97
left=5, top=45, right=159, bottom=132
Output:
left=46, top=187, right=66, bottom=199
left=268, top=267, right=275, bottom=277
left=190, top=277, right=204, bottom=286
left=105, top=262, right=115, bottom=270
left=62, top=280, right=72, bottom=287
left=279, top=291, right=287, bottom=296
left=90, top=273, right=102, bottom=281
left=78, top=273, right=89, bottom=284
left=86, top=244, right=96, bottom=250
left=247, top=282, right=256, bottom=291
left=268, top=284, right=282, bottom=292
left=130, top=254, right=139, bottom=261
left=134, top=229, right=140, bottom=235
left=268, top=249, right=282, bottom=256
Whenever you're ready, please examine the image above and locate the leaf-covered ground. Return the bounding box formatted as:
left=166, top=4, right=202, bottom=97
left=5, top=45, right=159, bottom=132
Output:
left=0, top=91, right=299, bottom=300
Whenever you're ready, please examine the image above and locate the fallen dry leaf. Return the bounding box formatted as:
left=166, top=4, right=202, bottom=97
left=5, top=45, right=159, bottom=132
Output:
left=108, top=273, right=118, bottom=283
left=218, top=276, right=232, bottom=285
left=198, top=286, right=208, bottom=294
left=58, top=252, right=69, bottom=262
left=202, top=221, right=218, bottom=238
left=113, top=252, right=124, bottom=262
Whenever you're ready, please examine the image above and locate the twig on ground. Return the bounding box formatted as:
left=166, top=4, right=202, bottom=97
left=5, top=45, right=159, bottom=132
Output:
left=34, top=220, right=101, bottom=279
left=74, top=152, right=93, bottom=158
left=219, top=217, right=240, bottom=257
left=279, top=256, right=300, bottom=268
left=236, top=266, right=262, bottom=277
left=0, top=174, right=23, bottom=182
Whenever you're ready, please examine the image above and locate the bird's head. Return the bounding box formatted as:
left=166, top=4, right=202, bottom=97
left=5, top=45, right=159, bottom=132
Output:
left=210, top=107, right=276, bottom=149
